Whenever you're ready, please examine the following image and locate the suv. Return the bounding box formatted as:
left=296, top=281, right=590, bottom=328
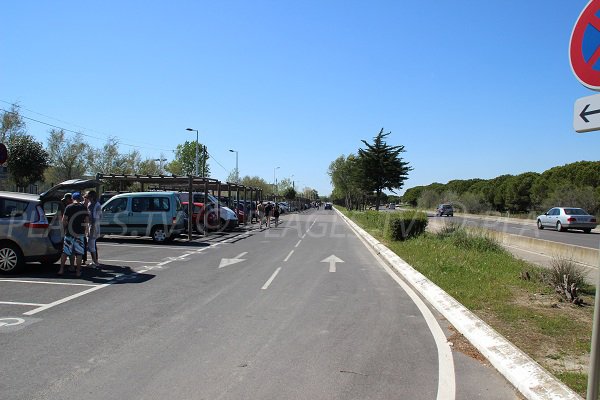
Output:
left=101, top=192, right=186, bottom=242
left=0, top=179, right=99, bottom=274
left=436, top=204, right=454, bottom=217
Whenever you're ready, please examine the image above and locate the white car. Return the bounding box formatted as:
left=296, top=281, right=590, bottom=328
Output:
left=536, top=207, right=597, bottom=233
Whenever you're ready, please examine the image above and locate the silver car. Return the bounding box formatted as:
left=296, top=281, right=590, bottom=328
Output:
left=0, top=179, right=99, bottom=274
left=536, top=207, right=598, bottom=233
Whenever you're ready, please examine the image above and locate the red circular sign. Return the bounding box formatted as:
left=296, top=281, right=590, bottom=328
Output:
left=570, top=0, right=600, bottom=90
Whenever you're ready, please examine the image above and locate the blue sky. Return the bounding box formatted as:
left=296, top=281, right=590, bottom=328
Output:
left=2, top=1, right=600, bottom=196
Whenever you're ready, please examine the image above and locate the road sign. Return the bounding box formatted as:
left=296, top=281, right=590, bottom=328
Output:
left=570, top=0, right=600, bottom=90
left=574, top=93, right=600, bottom=132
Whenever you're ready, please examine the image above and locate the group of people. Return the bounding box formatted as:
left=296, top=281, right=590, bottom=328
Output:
left=57, top=190, right=102, bottom=277
left=256, top=201, right=281, bottom=229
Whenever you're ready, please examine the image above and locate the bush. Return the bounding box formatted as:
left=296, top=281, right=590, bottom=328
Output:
left=385, top=211, right=428, bottom=241
left=544, top=257, right=586, bottom=291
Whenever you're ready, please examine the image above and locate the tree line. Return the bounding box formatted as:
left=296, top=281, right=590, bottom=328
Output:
left=328, top=128, right=411, bottom=210
left=402, top=161, right=600, bottom=215
left=0, top=104, right=318, bottom=198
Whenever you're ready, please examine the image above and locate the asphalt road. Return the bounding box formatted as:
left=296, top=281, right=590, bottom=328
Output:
left=1, top=209, right=521, bottom=399
left=439, top=214, right=600, bottom=249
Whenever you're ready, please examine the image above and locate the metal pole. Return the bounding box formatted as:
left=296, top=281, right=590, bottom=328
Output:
left=194, top=131, right=198, bottom=177
left=587, top=242, right=600, bottom=400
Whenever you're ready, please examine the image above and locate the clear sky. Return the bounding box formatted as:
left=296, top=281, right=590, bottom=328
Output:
left=2, top=1, right=600, bottom=196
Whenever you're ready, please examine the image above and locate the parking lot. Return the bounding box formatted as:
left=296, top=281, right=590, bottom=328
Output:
left=0, top=226, right=259, bottom=331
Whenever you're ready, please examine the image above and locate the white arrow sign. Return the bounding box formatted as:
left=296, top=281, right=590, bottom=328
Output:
left=219, top=252, right=248, bottom=268
left=574, top=93, right=600, bottom=133
left=321, top=255, right=344, bottom=272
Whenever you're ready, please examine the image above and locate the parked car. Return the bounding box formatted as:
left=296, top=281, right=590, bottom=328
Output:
left=100, top=192, right=186, bottom=243
left=536, top=207, right=597, bottom=233
left=0, top=179, right=99, bottom=274
left=388, top=203, right=396, bottom=210
left=436, top=204, right=454, bottom=217
left=178, top=192, right=240, bottom=231
left=324, top=202, right=333, bottom=210
left=278, top=202, right=289, bottom=213
left=182, top=201, right=239, bottom=232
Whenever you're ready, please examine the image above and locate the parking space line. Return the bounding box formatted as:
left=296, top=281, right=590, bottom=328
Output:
left=0, top=301, right=45, bottom=307
left=0, top=279, right=97, bottom=287
left=102, top=259, right=161, bottom=264
left=23, top=284, right=110, bottom=316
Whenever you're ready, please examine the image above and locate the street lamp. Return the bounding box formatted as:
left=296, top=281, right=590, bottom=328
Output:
left=273, top=166, right=280, bottom=197
left=185, top=128, right=199, bottom=176
left=229, top=149, right=239, bottom=183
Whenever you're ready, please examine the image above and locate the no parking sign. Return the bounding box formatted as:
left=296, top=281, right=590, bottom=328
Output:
left=570, top=0, right=600, bottom=90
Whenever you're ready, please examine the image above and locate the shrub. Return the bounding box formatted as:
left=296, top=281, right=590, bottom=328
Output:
left=544, top=257, right=586, bottom=292
left=385, top=211, right=428, bottom=241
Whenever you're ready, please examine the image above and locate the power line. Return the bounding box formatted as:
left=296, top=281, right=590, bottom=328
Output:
left=0, top=102, right=175, bottom=153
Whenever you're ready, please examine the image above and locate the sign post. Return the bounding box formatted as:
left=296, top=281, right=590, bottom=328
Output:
left=570, top=2, right=600, bottom=398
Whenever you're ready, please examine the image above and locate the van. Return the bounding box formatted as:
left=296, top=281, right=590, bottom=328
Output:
left=100, top=192, right=186, bottom=243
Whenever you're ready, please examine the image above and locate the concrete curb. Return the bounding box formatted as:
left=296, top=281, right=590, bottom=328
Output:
left=337, top=209, right=583, bottom=400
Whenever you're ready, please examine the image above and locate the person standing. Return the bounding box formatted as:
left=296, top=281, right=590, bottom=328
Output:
left=85, top=190, right=102, bottom=268
left=264, top=202, right=273, bottom=229
left=273, top=203, right=280, bottom=227
left=58, top=192, right=89, bottom=277
left=257, top=201, right=265, bottom=228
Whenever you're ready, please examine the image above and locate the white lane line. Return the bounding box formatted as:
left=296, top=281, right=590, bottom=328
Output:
left=0, top=301, right=45, bottom=307
left=261, top=267, right=282, bottom=290
left=99, top=242, right=196, bottom=250
left=0, top=279, right=97, bottom=287
left=348, top=219, right=456, bottom=400
left=284, top=250, right=294, bottom=262
left=294, top=240, right=302, bottom=248
left=301, top=234, right=306, bottom=239
left=24, top=284, right=110, bottom=316
left=102, top=259, right=161, bottom=264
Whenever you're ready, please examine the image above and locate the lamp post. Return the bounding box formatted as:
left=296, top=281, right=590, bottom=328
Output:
left=185, top=128, right=199, bottom=176
left=229, top=149, right=239, bottom=183
left=273, top=166, right=280, bottom=199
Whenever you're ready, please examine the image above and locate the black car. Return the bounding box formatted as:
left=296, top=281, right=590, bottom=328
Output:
left=324, top=203, right=333, bottom=210
left=436, top=204, right=453, bottom=217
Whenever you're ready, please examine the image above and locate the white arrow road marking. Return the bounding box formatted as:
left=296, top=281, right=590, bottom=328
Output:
left=0, top=318, right=25, bottom=328
left=219, top=252, right=248, bottom=268
left=321, top=255, right=344, bottom=272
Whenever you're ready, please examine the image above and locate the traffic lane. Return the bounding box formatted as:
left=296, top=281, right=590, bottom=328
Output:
left=310, top=210, right=520, bottom=399
left=437, top=215, right=600, bottom=249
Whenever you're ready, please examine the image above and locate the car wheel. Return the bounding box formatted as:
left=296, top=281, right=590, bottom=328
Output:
left=556, top=221, right=565, bottom=232
left=583, top=228, right=592, bottom=233
left=537, top=220, right=544, bottom=230
left=0, top=242, right=24, bottom=274
left=151, top=226, right=169, bottom=243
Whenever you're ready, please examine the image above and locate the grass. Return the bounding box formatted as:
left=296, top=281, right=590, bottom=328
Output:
left=343, top=209, right=594, bottom=397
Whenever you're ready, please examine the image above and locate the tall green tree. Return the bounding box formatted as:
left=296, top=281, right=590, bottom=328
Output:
left=46, top=129, right=90, bottom=182
left=7, top=134, right=50, bottom=189
left=0, top=104, right=26, bottom=142
left=165, top=141, right=210, bottom=177
left=358, top=128, right=412, bottom=210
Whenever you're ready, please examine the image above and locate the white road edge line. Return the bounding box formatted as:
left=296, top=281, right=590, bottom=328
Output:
left=261, top=267, right=282, bottom=290
left=23, top=284, right=110, bottom=316
left=348, top=217, right=456, bottom=400
left=284, top=250, right=294, bottom=262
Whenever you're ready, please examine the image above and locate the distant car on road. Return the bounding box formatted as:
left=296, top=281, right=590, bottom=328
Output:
left=388, top=203, right=396, bottom=210
left=436, top=204, right=454, bottom=217
left=324, top=202, right=333, bottom=210
left=536, top=207, right=597, bottom=233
